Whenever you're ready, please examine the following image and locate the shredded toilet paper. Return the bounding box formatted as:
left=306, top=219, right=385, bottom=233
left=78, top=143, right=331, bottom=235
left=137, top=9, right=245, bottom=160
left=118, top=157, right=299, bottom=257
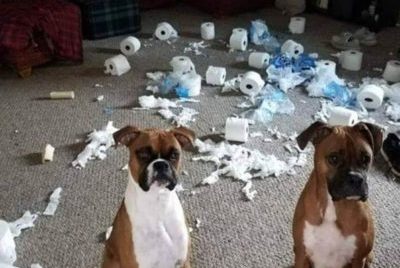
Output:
left=31, top=264, right=43, bottom=268
left=43, top=187, right=62, bottom=216
left=385, top=102, right=400, bottom=122
left=184, top=41, right=209, bottom=56
left=138, top=95, right=179, bottom=109
left=105, top=226, right=113, bottom=241
left=194, top=139, right=291, bottom=199
left=158, top=107, right=198, bottom=127
left=9, top=211, right=38, bottom=237
left=242, top=181, right=257, bottom=201
left=222, top=75, right=242, bottom=93
left=72, top=121, right=119, bottom=169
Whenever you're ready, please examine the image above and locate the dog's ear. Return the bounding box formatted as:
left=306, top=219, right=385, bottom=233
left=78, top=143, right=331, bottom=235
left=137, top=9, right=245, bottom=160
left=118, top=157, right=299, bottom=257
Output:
left=113, top=126, right=140, bottom=147
left=171, top=127, right=196, bottom=150
left=354, top=122, right=384, bottom=155
left=297, top=121, right=333, bottom=150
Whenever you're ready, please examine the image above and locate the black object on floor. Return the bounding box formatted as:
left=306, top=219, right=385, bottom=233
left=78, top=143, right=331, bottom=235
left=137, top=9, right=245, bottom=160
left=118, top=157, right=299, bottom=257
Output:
left=382, top=132, right=400, bottom=177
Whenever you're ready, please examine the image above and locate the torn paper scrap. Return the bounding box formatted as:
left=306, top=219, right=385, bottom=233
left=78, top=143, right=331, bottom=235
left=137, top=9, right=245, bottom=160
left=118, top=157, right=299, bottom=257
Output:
left=222, top=75, right=242, bottom=93
left=201, top=172, right=219, bottom=185
left=175, top=184, right=185, bottom=192
left=72, top=121, right=119, bottom=169
left=138, top=95, right=178, bottom=109
left=184, top=41, right=209, bottom=56
left=105, top=226, right=113, bottom=241
left=385, top=102, right=400, bottom=122
left=158, top=107, right=198, bottom=127
left=0, top=220, right=16, bottom=265
left=31, top=264, right=43, bottom=268
left=195, top=218, right=201, bottom=229
left=242, top=182, right=257, bottom=201
left=9, top=211, right=38, bottom=238
left=43, top=187, right=62, bottom=216
left=96, top=95, right=104, bottom=102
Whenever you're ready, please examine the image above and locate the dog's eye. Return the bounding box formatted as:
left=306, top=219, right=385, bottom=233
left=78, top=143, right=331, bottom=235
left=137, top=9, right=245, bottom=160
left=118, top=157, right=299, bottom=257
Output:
left=328, top=153, right=340, bottom=166
left=361, top=154, right=371, bottom=166
left=169, top=151, right=180, bottom=161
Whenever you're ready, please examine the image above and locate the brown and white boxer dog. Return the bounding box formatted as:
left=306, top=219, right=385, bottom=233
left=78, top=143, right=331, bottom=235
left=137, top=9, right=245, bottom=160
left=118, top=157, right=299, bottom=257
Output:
left=102, top=126, right=195, bottom=268
left=293, top=121, right=383, bottom=268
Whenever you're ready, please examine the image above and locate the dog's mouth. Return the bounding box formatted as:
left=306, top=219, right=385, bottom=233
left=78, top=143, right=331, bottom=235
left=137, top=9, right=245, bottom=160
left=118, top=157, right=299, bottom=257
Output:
left=139, top=173, right=177, bottom=192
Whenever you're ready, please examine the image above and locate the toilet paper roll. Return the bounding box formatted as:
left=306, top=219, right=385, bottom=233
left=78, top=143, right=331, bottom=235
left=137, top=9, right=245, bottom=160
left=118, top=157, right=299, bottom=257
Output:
left=120, top=36, right=141, bottom=56
left=104, top=54, right=131, bottom=76
left=232, top=28, right=248, bottom=36
left=179, top=73, right=202, bottom=97
left=206, top=66, right=226, bottom=86
left=288, top=17, right=306, bottom=34
left=169, top=56, right=195, bottom=75
left=248, top=52, right=270, bottom=69
left=225, top=117, right=249, bottom=143
left=357, top=84, right=385, bottom=110
left=239, top=71, right=265, bottom=96
left=316, top=60, right=337, bottom=74
left=201, top=22, right=215, bottom=40
left=154, top=22, right=177, bottom=41
left=339, top=50, right=363, bottom=71
left=229, top=32, right=248, bottom=51
left=281, top=39, right=304, bottom=59
left=328, top=107, right=358, bottom=126
left=0, top=220, right=17, bottom=265
left=383, top=60, right=400, bottom=83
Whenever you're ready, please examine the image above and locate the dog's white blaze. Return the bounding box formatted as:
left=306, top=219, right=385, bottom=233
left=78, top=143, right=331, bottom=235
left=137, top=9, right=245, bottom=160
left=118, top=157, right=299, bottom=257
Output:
left=303, top=194, right=357, bottom=268
left=124, top=172, right=189, bottom=268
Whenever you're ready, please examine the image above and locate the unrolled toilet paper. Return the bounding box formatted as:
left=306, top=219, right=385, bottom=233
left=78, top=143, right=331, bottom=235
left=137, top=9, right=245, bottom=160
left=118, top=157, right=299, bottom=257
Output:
left=339, top=50, right=363, bottom=71
left=154, top=22, right=178, bottom=41
left=288, top=17, right=306, bottom=34
left=232, top=28, right=248, bottom=35
left=248, top=52, right=270, bottom=69
left=201, top=22, right=215, bottom=40
left=206, top=66, right=226, bottom=86
left=0, top=220, right=16, bottom=265
left=281, top=39, right=304, bottom=59
left=229, top=32, right=248, bottom=51
left=240, top=71, right=265, bottom=96
left=170, top=56, right=195, bottom=75
left=179, top=73, right=202, bottom=97
left=120, top=36, right=141, bottom=56
left=104, top=54, right=131, bottom=76
left=328, top=107, right=358, bottom=126
left=357, top=84, right=385, bottom=110
left=225, top=117, right=249, bottom=143
left=383, top=60, right=400, bottom=83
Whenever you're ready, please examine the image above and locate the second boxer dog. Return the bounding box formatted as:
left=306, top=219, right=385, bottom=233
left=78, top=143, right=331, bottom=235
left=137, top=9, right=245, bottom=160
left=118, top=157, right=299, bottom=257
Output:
left=102, top=126, right=195, bottom=268
left=293, top=122, right=383, bottom=268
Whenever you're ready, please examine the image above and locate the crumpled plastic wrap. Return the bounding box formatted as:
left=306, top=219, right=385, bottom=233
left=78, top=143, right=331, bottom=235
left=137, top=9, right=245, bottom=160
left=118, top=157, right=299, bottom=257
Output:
left=72, top=122, right=119, bottom=169
left=306, top=60, right=345, bottom=97
left=266, top=66, right=308, bottom=92
left=43, top=187, right=62, bottom=216
left=241, top=85, right=295, bottom=124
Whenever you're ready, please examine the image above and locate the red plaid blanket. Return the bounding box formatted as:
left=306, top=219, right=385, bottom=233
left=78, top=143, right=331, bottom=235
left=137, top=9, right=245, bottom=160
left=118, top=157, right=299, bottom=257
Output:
left=0, top=0, right=82, bottom=62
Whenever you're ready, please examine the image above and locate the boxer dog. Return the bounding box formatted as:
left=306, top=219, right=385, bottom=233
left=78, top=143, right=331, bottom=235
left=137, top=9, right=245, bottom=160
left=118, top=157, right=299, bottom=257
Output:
left=293, top=121, right=383, bottom=268
left=102, top=126, right=195, bottom=268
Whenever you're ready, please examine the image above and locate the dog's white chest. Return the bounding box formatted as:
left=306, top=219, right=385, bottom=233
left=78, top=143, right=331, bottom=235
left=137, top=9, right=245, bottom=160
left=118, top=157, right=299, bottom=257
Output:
left=124, top=178, right=189, bottom=268
left=303, top=196, right=357, bottom=268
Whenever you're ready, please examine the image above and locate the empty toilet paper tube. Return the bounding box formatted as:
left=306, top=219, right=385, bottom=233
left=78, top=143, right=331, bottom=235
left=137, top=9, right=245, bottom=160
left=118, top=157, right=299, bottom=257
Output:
left=42, top=144, right=55, bottom=163
left=225, top=117, right=249, bottom=143
left=206, top=66, right=226, bottom=86
left=288, top=17, right=306, bottom=34
left=201, top=22, right=215, bottom=40
left=154, top=22, right=177, bottom=41
left=170, top=56, right=195, bottom=74
left=357, top=84, right=384, bottom=110
left=229, top=32, right=248, bottom=51
left=339, top=50, right=363, bottom=71
left=248, top=52, right=270, bottom=69
left=240, top=71, right=265, bottom=96
left=179, top=73, right=202, bottom=97
left=50, top=91, right=75, bottom=99
left=120, top=36, right=141, bottom=56
left=328, top=107, right=358, bottom=126
left=0, top=220, right=16, bottom=265
left=281, top=40, right=304, bottom=59
left=383, top=60, right=400, bottom=83
left=104, top=54, right=131, bottom=76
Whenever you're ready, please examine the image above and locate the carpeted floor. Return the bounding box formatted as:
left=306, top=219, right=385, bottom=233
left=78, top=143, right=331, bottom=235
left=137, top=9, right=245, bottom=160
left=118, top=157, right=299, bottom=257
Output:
left=1, top=4, right=400, bottom=268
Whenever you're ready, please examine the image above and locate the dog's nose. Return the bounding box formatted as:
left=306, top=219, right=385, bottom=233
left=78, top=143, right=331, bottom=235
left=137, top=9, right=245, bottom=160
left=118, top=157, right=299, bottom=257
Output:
left=348, top=173, right=365, bottom=187
left=154, top=161, right=169, bottom=172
